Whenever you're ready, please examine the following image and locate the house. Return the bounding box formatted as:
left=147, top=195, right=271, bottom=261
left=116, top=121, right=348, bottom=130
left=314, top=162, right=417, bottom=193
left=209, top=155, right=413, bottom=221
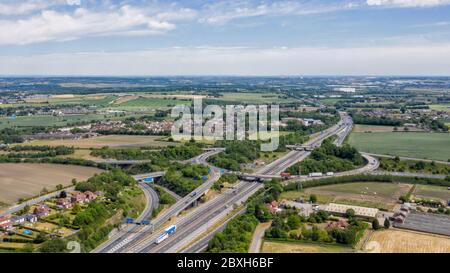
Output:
left=266, top=201, right=282, bottom=214
left=33, top=204, right=50, bottom=218
left=25, top=214, right=38, bottom=223
left=56, top=198, right=72, bottom=209
left=11, top=215, right=27, bottom=224
left=0, top=215, right=12, bottom=230
left=325, top=220, right=349, bottom=231
left=84, top=191, right=97, bottom=202
left=70, top=192, right=86, bottom=204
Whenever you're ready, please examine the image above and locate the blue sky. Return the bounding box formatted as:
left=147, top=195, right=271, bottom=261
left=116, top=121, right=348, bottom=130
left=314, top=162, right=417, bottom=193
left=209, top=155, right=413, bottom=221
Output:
left=1, top=0, right=450, bottom=75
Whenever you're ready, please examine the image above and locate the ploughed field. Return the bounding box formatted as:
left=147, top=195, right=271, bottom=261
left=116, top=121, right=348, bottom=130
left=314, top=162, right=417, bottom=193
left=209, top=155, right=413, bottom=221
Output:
left=0, top=163, right=102, bottom=205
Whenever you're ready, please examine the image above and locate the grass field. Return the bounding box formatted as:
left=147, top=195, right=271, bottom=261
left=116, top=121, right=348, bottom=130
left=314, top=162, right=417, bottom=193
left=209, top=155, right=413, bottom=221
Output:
left=280, top=182, right=410, bottom=210
left=429, top=103, right=450, bottom=112
left=363, top=229, right=450, bottom=253
left=413, top=184, right=450, bottom=202
left=25, top=135, right=177, bottom=149
left=212, top=92, right=296, bottom=104
left=0, top=113, right=124, bottom=129
left=352, top=124, right=424, bottom=133
left=25, top=94, right=117, bottom=107
left=261, top=240, right=354, bottom=253
left=115, top=96, right=190, bottom=109
left=0, top=163, right=102, bottom=204
left=348, top=132, right=450, bottom=161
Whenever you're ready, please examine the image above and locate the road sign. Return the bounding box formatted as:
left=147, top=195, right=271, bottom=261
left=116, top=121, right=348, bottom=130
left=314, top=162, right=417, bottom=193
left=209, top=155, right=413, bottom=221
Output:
left=143, top=177, right=154, bottom=183
left=202, top=175, right=208, bottom=181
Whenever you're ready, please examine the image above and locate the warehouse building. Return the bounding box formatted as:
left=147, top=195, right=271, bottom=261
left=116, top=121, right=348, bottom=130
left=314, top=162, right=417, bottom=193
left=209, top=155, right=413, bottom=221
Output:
left=324, top=203, right=379, bottom=220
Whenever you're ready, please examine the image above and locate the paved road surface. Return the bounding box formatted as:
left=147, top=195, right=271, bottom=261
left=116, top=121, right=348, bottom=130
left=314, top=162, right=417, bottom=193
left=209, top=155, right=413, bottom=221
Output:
left=248, top=221, right=272, bottom=253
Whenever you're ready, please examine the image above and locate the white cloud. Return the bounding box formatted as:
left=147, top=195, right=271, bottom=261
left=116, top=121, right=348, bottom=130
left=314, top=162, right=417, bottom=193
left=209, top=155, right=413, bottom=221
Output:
left=0, top=5, right=196, bottom=45
left=366, top=0, right=450, bottom=7
left=0, top=0, right=60, bottom=16
left=2, top=45, right=450, bottom=76
left=199, top=1, right=359, bottom=25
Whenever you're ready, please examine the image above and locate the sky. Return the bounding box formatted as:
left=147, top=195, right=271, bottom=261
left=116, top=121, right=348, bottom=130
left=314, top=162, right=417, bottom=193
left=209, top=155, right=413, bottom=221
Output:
left=1, top=0, right=450, bottom=76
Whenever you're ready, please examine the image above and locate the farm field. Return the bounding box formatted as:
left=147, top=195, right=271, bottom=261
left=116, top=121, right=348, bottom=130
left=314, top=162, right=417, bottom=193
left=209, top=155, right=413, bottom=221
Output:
left=429, top=103, right=450, bottom=112
left=348, top=132, right=450, bottom=161
left=0, top=163, right=102, bottom=204
left=261, top=240, right=354, bottom=253
left=24, top=94, right=117, bottom=107
left=212, top=92, right=296, bottom=104
left=280, top=182, right=410, bottom=210
left=413, top=184, right=450, bottom=202
left=114, top=96, right=190, bottom=109
left=25, top=135, right=177, bottom=149
left=352, top=124, right=424, bottom=133
left=0, top=113, right=123, bottom=129
left=363, top=229, right=450, bottom=253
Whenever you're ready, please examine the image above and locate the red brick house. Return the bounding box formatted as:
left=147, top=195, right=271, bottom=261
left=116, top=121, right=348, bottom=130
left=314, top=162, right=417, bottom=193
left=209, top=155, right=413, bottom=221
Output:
left=84, top=191, right=97, bottom=202
left=56, top=198, right=72, bottom=209
left=70, top=192, right=86, bottom=204
left=0, top=215, right=13, bottom=230
left=33, top=204, right=50, bottom=218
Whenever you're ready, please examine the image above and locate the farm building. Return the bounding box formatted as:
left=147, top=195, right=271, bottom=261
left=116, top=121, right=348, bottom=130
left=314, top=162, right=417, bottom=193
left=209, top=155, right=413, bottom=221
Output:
left=324, top=203, right=379, bottom=220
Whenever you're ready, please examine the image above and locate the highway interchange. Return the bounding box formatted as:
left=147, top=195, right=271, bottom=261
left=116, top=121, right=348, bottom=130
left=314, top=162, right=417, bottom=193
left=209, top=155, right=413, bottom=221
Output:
left=92, top=110, right=442, bottom=253
left=94, top=112, right=364, bottom=253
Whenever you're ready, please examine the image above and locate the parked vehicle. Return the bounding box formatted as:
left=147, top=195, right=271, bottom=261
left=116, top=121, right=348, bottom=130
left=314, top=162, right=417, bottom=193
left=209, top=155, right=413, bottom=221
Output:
left=308, top=172, right=323, bottom=178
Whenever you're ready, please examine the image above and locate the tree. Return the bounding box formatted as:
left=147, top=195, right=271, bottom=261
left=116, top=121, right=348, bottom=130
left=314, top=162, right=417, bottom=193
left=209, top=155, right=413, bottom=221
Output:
left=287, top=214, right=301, bottom=230
left=384, top=218, right=390, bottom=229
left=56, top=184, right=63, bottom=191
left=59, top=191, right=67, bottom=199
left=346, top=209, right=355, bottom=218
left=372, top=218, right=380, bottom=230
left=72, top=204, right=82, bottom=214
left=71, top=178, right=77, bottom=186
left=39, top=238, right=66, bottom=253
left=309, top=194, right=317, bottom=203
left=40, top=187, right=48, bottom=195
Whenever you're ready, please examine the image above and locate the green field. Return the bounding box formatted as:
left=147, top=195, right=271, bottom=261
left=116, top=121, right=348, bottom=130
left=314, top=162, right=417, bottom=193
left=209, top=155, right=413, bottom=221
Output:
left=348, top=132, right=450, bottom=161
left=0, top=113, right=127, bottom=129
left=280, top=182, right=409, bottom=210
left=213, top=92, right=296, bottom=104
left=429, top=104, right=450, bottom=112
left=413, top=184, right=450, bottom=202
left=116, top=97, right=190, bottom=109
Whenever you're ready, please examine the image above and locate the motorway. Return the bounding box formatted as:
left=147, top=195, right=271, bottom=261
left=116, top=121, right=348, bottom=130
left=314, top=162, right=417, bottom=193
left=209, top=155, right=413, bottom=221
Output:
left=255, top=112, right=352, bottom=177
left=94, top=149, right=224, bottom=253
left=96, top=113, right=377, bottom=253
left=148, top=114, right=355, bottom=253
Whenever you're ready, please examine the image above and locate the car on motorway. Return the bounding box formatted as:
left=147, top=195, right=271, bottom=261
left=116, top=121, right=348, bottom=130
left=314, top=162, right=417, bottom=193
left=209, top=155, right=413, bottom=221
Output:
left=156, top=225, right=177, bottom=244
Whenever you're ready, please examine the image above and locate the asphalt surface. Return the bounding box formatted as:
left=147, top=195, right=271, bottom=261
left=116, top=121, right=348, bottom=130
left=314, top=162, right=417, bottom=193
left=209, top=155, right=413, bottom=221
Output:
left=95, top=149, right=224, bottom=253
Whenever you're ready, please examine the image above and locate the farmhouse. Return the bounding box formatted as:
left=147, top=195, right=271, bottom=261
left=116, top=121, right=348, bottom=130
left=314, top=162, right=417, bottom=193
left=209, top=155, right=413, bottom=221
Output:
left=56, top=198, right=72, bottom=209
left=33, top=204, right=50, bottom=218
left=0, top=215, right=12, bottom=230
left=324, top=203, right=379, bottom=220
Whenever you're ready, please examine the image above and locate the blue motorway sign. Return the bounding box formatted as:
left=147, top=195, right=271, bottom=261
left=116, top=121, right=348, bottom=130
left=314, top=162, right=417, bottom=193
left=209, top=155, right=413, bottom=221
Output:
left=143, top=177, right=154, bottom=183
